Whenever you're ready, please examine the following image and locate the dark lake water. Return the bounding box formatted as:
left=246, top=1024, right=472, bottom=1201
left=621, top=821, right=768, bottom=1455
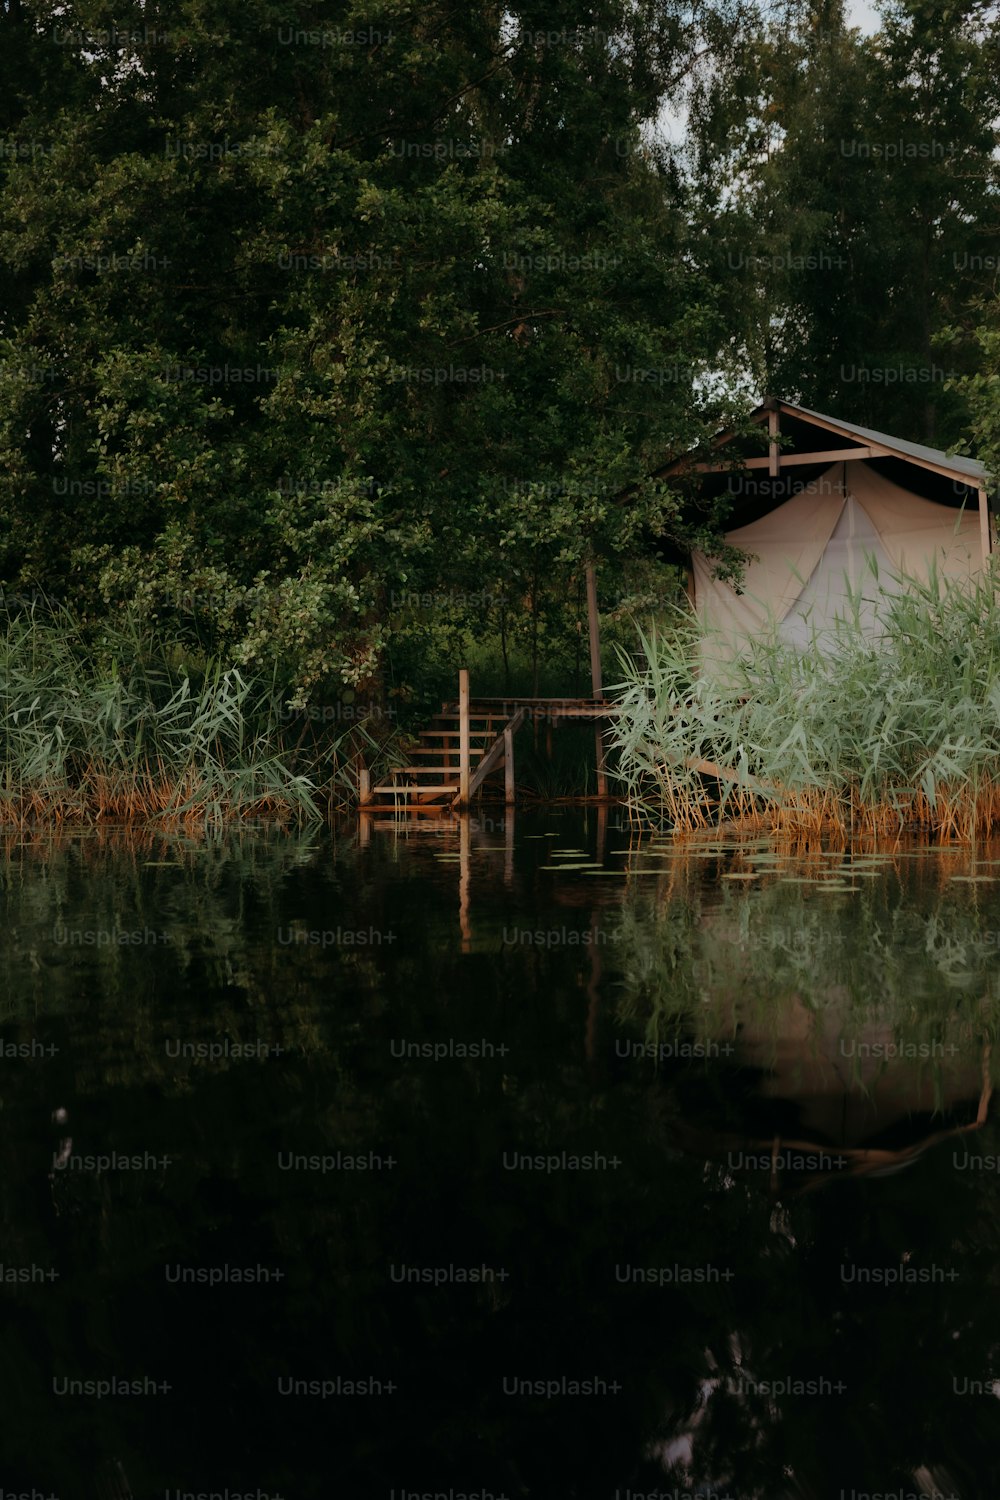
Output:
left=3, top=809, right=1000, bottom=1498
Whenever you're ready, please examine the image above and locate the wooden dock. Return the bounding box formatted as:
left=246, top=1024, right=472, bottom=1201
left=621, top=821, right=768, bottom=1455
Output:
left=359, top=672, right=619, bottom=815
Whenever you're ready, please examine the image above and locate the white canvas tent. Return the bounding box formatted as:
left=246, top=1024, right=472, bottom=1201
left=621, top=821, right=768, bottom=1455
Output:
left=666, top=401, right=993, bottom=661
left=691, top=458, right=983, bottom=654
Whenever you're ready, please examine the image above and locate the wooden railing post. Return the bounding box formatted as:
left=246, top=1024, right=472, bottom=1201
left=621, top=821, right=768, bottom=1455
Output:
left=978, top=487, right=992, bottom=566
left=358, top=766, right=371, bottom=806
left=594, top=727, right=608, bottom=800
left=583, top=565, right=610, bottom=797
left=459, top=807, right=471, bottom=951
left=504, top=723, right=515, bottom=805
left=585, top=563, right=603, bottom=700
left=458, top=668, right=470, bottom=808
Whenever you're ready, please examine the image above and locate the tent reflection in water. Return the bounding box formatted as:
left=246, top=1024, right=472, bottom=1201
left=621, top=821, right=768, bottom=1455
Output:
left=642, top=891, right=998, bottom=1196
left=673, top=987, right=995, bottom=1197
left=672, top=399, right=993, bottom=665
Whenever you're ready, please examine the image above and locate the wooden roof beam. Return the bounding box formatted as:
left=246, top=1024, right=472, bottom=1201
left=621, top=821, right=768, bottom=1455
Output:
left=676, top=445, right=892, bottom=475
left=654, top=399, right=986, bottom=489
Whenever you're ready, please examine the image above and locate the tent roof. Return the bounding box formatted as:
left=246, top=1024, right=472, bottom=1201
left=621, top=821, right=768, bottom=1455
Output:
left=659, top=397, right=987, bottom=488
left=771, top=400, right=987, bottom=485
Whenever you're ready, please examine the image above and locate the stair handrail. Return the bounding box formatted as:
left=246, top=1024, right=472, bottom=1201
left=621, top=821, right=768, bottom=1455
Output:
left=466, top=706, right=527, bottom=800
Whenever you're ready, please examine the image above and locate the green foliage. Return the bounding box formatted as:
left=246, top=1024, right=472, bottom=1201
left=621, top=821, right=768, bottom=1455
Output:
left=689, top=0, right=1000, bottom=446
left=0, top=0, right=766, bottom=704
left=1, top=1, right=999, bottom=723
left=952, top=328, right=1000, bottom=490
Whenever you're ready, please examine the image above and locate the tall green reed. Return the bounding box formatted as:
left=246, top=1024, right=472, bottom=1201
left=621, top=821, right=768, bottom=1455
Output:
left=0, top=605, right=367, bottom=823
left=610, top=560, right=1000, bottom=838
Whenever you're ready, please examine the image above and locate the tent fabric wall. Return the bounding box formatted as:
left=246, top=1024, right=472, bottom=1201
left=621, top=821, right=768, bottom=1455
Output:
left=691, top=461, right=981, bottom=660
left=691, top=471, right=845, bottom=645
left=848, top=462, right=979, bottom=583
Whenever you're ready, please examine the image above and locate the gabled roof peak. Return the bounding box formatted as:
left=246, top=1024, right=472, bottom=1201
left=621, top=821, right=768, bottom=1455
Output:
left=753, top=399, right=986, bottom=486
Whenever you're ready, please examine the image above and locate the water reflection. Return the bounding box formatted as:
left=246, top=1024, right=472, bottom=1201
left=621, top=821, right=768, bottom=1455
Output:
left=0, top=818, right=999, bottom=1496
left=614, top=847, right=1000, bottom=1201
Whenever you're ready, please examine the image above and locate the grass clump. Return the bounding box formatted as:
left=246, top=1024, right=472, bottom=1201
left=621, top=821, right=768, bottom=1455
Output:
left=610, top=561, right=1000, bottom=840
left=0, top=606, right=361, bottom=825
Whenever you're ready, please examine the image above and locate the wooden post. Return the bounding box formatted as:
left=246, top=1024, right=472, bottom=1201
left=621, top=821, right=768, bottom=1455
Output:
left=585, top=567, right=608, bottom=797
left=458, top=668, right=470, bottom=809
left=503, top=807, right=514, bottom=887
left=586, top=562, right=603, bottom=699
left=504, top=723, right=515, bottom=805
left=594, top=726, right=608, bottom=800
left=768, top=407, right=780, bottom=478
left=358, top=766, right=371, bottom=807
left=978, top=487, right=992, bottom=566
left=459, top=809, right=471, bottom=952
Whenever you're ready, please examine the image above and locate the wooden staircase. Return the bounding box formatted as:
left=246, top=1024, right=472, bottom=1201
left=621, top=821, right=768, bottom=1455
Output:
left=364, top=696, right=526, bottom=815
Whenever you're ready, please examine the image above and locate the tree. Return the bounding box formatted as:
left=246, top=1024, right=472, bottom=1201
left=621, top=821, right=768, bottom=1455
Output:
left=0, top=0, right=771, bottom=703
left=688, top=0, right=1000, bottom=447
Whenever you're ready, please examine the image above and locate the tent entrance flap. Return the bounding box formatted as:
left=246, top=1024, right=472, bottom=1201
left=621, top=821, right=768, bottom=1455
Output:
left=777, top=490, right=899, bottom=649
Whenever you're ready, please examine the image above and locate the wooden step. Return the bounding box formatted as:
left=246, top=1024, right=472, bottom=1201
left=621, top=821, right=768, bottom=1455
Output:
left=386, top=768, right=461, bottom=780
left=440, top=707, right=528, bottom=716
left=378, top=776, right=459, bottom=785
left=360, top=816, right=453, bottom=827
left=372, top=783, right=458, bottom=795
left=407, top=745, right=485, bottom=756
left=425, top=726, right=497, bottom=738
left=419, top=729, right=493, bottom=739
left=467, top=696, right=604, bottom=705
left=394, top=766, right=462, bottom=775
left=364, top=809, right=451, bottom=819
